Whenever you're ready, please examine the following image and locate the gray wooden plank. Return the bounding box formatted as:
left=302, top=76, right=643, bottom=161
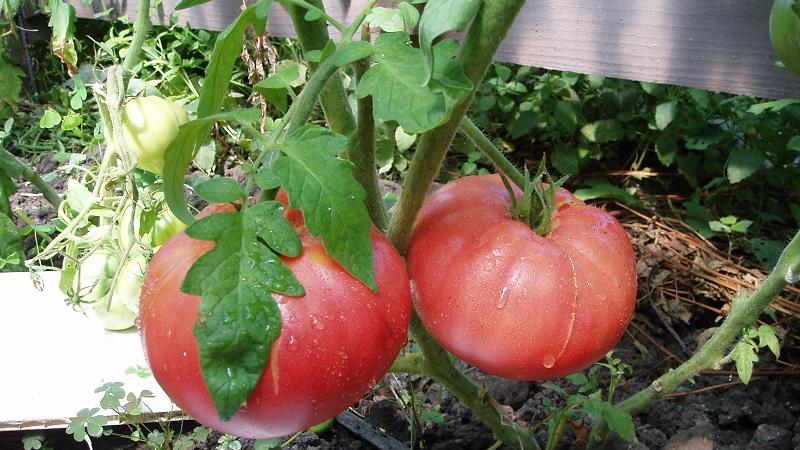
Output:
left=61, top=0, right=800, bottom=99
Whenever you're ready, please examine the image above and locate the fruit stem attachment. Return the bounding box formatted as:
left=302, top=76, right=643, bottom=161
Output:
left=460, top=116, right=565, bottom=236
left=587, top=228, right=800, bottom=448
left=459, top=117, right=525, bottom=188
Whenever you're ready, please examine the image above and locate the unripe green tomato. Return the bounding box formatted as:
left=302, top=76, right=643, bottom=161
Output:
left=74, top=249, right=120, bottom=301
left=770, top=0, right=800, bottom=76
left=121, top=96, right=188, bottom=176
left=152, top=208, right=187, bottom=247
left=94, top=254, right=147, bottom=330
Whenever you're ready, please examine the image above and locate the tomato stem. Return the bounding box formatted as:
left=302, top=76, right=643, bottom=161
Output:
left=587, top=228, right=800, bottom=448
left=408, top=313, right=541, bottom=450
left=280, top=0, right=357, bottom=139
left=352, top=54, right=389, bottom=230
left=121, top=0, right=151, bottom=74
left=388, top=0, right=528, bottom=254
left=459, top=117, right=526, bottom=188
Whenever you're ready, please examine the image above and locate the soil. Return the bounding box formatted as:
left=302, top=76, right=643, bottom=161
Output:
left=5, top=172, right=800, bottom=449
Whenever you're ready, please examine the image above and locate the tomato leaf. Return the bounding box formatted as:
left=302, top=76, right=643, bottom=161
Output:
left=182, top=201, right=303, bottom=421
left=731, top=340, right=759, bottom=385
left=162, top=0, right=270, bottom=223
left=273, top=125, right=376, bottom=291
left=194, top=178, right=246, bottom=203
left=417, top=0, right=481, bottom=84
left=726, top=148, right=765, bottom=184
left=164, top=108, right=262, bottom=224
left=356, top=32, right=471, bottom=134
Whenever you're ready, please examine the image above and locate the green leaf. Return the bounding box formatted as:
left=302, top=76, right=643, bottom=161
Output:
left=757, top=325, right=781, bottom=358
left=197, top=1, right=271, bottom=119
left=655, top=100, right=678, bottom=130
left=580, top=120, right=622, bottom=144
left=687, top=88, right=710, bottom=108
left=0, top=214, right=24, bottom=272
left=164, top=109, right=263, bottom=225
left=195, top=178, right=246, bottom=203
left=601, top=404, right=637, bottom=442
left=47, top=0, right=77, bottom=71
left=417, top=0, right=481, bottom=84
left=747, top=99, right=799, bottom=114
left=399, top=2, right=421, bottom=29
left=175, top=0, right=214, bottom=10
left=255, top=167, right=281, bottom=190
left=273, top=125, right=376, bottom=290
left=732, top=340, right=758, bottom=384
left=750, top=238, right=783, bottom=269
left=655, top=131, right=678, bottom=166
left=0, top=56, right=24, bottom=106
left=573, top=179, right=642, bottom=208
left=365, top=7, right=404, bottom=32
left=786, top=136, right=800, bottom=152
left=254, top=62, right=301, bottom=90
left=39, top=108, right=62, bottom=129
left=726, top=148, right=765, bottom=184
left=356, top=32, right=471, bottom=134
left=66, top=408, right=107, bottom=442
left=182, top=201, right=302, bottom=421
left=554, top=100, right=578, bottom=133
left=333, top=41, right=373, bottom=67
left=60, top=110, right=83, bottom=131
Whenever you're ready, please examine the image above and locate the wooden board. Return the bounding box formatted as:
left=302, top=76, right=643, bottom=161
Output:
left=58, top=0, right=800, bottom=100
left=0, top=271, right=178, bottom=431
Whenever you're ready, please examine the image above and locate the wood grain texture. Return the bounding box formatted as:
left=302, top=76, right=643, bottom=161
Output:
left=64, top=0, right=800, bottom=99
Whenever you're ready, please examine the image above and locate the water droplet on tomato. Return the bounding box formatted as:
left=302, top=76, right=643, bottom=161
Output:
left=310, top=315, right=325, bottom=330
left=542, top=355, right=555, bottom=368
left=496, top=286, right=509, bottom=309
left=288, top=335, right=298, bottom=350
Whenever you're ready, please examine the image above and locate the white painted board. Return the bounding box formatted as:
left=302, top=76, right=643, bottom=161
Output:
left=0, top=271, right=178, bottom=431
left=53, top=0, right=800, bottom=99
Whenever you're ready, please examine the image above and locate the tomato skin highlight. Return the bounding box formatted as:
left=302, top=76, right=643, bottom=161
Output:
left=139, top=203, right=411, bottom=438
left=408, top=174, right=637, bottom=381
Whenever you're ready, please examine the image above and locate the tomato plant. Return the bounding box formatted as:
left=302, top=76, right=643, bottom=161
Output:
left=408, top=174, right=637, bottom=381
left=770, top=0, right=800, bottom=76
left=139, top=203, right=411, bottom=438
left=121, top=96, right=188, bottom=176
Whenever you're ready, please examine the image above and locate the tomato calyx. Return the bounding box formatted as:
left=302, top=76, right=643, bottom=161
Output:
left=502, top=160, right=568, bottom=236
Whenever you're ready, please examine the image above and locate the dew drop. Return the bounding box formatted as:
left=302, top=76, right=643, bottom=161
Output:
left=226, top=367, right=234, bottom=378
left=496, top=286, right=509, bottom=309
left=542, top=355, right=555, bottom=368
left=786, top=267, right=800, bottom=284
left=288, top=335, right=298, bottom=351
left=310, top=315, right=326, bottom=330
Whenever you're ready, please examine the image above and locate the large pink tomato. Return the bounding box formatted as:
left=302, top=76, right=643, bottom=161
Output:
left=139, top=203, right=411, bottom=437
left=407, top=174, right=636, bottom=381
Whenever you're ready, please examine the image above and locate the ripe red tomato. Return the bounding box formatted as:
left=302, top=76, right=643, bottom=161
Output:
left=407, top=175, right=637, bottom=381
left=139, top=202, right=411, bottom=438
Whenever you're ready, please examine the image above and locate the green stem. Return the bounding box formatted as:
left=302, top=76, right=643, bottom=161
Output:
left=351, top=58, right=388, bottom=230
left=0, top=181, right=11, bottom=218
left=283, top=0, right=346, bottom=34
left=121, top=0, right=152, bottom=73
left=411, top=314, right=540, bottom=450
left=387, top=0, right=527, bottom=254
left=587, top=229, right=800, bottom=448
left=459, top=116, right=525, bottom=188
left=384, top=2, right=536, bottom=448
left=283, top=55, right=340, bottom=135
left=0, top=148, right=62, bottom=208
left=280, top=0, right=356, bottom=138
